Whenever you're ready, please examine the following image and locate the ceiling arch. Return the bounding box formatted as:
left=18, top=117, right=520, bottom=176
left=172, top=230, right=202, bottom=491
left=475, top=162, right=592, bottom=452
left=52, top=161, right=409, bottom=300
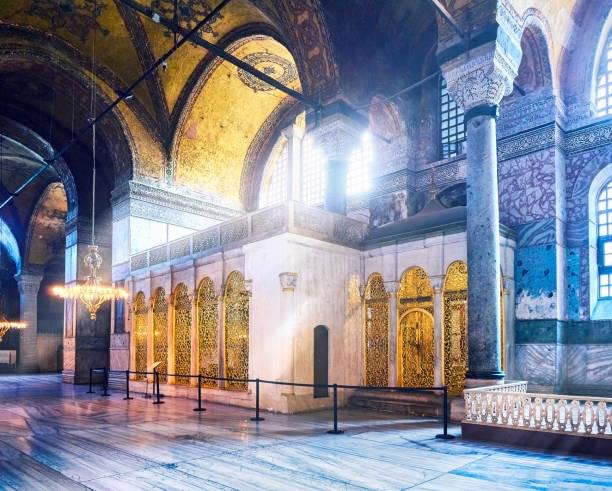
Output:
left=173, top=34, right=301, bottom=208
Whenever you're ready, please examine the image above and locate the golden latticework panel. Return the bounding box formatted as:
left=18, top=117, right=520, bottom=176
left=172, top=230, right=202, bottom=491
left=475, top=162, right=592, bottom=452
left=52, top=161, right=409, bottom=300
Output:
left=443, top=261, right=468, bottom=395
left=153, top=288, right=169, bottom=383
left=174, top=283, right=192, bottom=385
left=364, top=273, right=389, bottom=387
left=398, top=267, right=434, bottom=315
left=399, top=309, right=435, bottom=387
left=224, top=271, right=249, bottom=391
left=133, top=292, right=148, bottom=380
left=197, top=277, right=219, bottom=388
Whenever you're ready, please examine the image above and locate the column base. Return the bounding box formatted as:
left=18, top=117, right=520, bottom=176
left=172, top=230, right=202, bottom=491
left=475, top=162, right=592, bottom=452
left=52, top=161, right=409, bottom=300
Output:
left=465, top=370, right=505, bottom=389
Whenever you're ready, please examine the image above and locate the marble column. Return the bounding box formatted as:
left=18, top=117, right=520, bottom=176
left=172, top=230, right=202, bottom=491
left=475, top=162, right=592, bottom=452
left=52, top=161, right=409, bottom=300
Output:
left=15, top=272, right=43, bottom=372
left=384, top=280, right=398, bottom=386
left=308, top=105, right=364, bottom=215
left=431, top=276, right=444, bottom=386
left=439, top=40, right=521, bottom=383
left=282, top=124, right=305, bottom=202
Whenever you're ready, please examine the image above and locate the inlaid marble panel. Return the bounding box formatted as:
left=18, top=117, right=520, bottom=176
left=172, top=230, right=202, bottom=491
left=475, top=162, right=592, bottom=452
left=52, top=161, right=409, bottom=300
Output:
left=566, top=344, right=612, bottom=387
left=513, top=344, right=556, bottom=385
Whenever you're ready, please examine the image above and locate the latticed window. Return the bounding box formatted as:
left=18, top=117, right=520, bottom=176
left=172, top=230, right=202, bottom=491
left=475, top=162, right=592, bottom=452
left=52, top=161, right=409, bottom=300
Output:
left=301, top=134, right=327, bottom=206
left=598, top=180, right=612, bottom=298
left=440, top=78, right=465, bottom=159
left=347, top=132, right=372, bottom=195
left=259, top=143, right=288, bottom=208
left=595, top=29, right=612, bottom=116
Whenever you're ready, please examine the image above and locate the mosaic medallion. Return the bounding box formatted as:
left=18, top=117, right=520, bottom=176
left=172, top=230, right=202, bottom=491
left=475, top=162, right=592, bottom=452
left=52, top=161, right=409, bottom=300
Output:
left=237, top=52, right=298, bottom=92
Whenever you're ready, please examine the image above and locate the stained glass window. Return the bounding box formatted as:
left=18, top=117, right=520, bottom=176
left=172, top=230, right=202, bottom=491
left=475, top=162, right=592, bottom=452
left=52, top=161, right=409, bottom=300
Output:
left=598, top=180, right=612, bottom=298
left=595, top=30, right=612, bottom=117
left=440, top=78, right=465, bottom=159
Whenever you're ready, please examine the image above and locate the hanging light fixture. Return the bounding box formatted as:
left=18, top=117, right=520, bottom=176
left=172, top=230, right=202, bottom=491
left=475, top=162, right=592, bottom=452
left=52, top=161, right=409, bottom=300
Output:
left=0, top=134, right=27, bottom=341
left=52, top=0, right=127, bottom=320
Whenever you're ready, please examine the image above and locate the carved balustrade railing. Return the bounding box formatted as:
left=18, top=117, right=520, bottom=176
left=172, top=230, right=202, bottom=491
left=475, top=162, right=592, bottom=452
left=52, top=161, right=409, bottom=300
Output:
left=464, top=382, right=612, bottom=436
left=130, top=201, right=368, bottom=272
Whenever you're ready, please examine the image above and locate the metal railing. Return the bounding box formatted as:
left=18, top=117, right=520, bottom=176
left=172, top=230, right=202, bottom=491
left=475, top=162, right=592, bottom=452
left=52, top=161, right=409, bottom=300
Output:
left=90, top=369, right=455, bottom=439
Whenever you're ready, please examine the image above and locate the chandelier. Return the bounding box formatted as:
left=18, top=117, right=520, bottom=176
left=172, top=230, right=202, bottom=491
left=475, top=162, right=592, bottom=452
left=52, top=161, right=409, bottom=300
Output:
left=0, top=315, right=26, bottom=343
left=52, top=3, right=127, bottom=320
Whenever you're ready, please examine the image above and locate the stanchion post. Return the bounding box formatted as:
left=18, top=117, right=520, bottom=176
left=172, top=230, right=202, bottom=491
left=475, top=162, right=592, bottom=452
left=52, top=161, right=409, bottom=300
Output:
left=435, top=386, right=455, bottom=440
left=123, top=370, right=133, bottom=400
left=327, top=384, right=344, bottom=434
left=153, top=369, right=164, bottom=405
left=193, top=374, right=206, bottom=412
left=101, top=367, right=110, bottom=396
left=87, top=367, right=94, bottom=393
left=250, top=378, right=265, bottom=421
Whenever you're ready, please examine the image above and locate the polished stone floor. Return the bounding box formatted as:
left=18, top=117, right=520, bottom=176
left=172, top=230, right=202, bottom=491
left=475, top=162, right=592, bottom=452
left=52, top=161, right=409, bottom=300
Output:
left=0, top=374, right=610, bottom=490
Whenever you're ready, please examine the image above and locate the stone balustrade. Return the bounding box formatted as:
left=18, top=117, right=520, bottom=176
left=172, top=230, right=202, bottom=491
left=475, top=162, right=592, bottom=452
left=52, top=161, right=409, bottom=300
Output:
left=464, top=383, right=612, bottom=436
left=130, top=201, right=368, bottom=273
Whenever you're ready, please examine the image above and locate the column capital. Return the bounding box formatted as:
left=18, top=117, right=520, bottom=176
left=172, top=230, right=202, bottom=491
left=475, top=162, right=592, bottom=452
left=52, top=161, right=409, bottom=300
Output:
left=14, top=272, right=43, bottom=296
left=430, top=275, right=444, bottom=293
left=383, top=280, right=399, bottom=296
left=279, top=272, right=298, bottom=292
left=244, top=279, right=253, bottom=296
left=281, top=123, right=305, bottom=141
left=308, top=112, right=364, bottom=161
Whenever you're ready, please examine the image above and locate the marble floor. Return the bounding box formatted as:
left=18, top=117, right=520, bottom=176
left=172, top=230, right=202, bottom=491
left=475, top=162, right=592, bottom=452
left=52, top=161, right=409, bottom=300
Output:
left=0, top=374, right=610, bottom=490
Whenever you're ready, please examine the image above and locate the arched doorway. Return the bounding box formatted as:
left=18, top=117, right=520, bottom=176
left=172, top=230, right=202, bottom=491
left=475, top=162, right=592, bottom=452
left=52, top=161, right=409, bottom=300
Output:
left=442, top=261, right=468, bottom=395
left=197, top=277, right=219, bottom=388
left=364, top=273, right=389, bottom=387
left=224, top=271, right=249, bottom=391
left=152, top=287, right=169, bottom=383
left=132, top=291, right=147, bottom=380
left=173, top=284, right=192, bottom=385
left=397, top=267, right=434, bottom=387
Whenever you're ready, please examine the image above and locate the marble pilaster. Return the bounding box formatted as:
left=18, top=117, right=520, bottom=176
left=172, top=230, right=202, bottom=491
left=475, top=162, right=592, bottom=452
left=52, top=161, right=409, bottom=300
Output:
left=384, top=280, right=398, bottom=386
left=279, top=272, right=298, bottom=395
left=431, top=276, right=444, bottom=386
left=14, top=272, right=42, bottom=372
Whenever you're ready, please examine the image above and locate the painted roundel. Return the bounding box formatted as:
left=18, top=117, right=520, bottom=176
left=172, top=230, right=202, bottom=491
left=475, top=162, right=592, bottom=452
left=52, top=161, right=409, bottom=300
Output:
left=237, top=52, right=298, bottom=92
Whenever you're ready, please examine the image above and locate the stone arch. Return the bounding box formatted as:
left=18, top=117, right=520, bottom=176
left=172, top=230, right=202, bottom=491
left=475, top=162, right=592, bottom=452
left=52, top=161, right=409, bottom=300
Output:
left=173, top=283, right=192, bottom=385
left=364, top=273, right=389, bottom=387
left=196, top=277, right=219, bottom=387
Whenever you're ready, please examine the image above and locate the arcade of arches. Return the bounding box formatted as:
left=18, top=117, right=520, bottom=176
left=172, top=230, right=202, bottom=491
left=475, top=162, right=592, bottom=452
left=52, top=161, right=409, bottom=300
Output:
left=1, top=0, right=612, bottom=419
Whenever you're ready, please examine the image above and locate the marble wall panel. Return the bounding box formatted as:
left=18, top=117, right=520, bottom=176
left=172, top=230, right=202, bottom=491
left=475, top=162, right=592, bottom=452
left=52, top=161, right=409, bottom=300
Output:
left=513, top=344, right=556, bottom=385
left=566, top=248, right=582, bottom=320
left=515, top=244, right=557, bottom=319
left=565, top=344, right=612, bottom=387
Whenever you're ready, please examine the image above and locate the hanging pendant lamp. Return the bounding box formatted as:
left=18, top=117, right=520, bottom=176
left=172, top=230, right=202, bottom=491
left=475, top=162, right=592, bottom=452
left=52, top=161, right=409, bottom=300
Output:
left=52, top=0, right=127, bottom=320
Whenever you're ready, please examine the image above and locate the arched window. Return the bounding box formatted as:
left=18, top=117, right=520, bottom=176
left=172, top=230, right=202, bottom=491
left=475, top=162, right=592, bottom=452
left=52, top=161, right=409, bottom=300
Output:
left=440, top=78, right=465, bottom=159
left=597, top=180, right=612, bottom=298
left=301, top=134, right=327, bottom=206
left=595, top=29, right=612, bottom=116
left=347, top=132, right=373, bottom=196
left=259, top=141, right=288, bottom=208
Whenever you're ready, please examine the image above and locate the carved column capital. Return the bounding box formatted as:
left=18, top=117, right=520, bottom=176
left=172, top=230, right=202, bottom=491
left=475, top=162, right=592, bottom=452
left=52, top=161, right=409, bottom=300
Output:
left=279, top=272, right=298, bottom=292
left=430, top=276, right=444, bottom=293
left=281, top=123, right=305, bottom=141
left=309, top=112, right=363, bottom=161
left=244, top=279, right=253, bottom=296
left=14, top=273, right=43, bottom=297
left=383, top=280, right=399, bottom=297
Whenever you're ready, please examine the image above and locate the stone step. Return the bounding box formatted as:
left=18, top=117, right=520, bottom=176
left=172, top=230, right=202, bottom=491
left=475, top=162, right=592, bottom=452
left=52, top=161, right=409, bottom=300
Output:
left=348, top=390, right=464, bottom=422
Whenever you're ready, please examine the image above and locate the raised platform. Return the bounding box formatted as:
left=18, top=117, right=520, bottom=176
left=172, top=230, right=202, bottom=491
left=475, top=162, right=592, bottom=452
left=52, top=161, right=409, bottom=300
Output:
left=348, top=389, right=465, bottom=422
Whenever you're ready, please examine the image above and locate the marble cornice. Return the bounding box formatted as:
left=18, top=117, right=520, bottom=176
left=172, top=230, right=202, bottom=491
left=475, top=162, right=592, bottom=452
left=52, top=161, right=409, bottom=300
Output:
left=111, top=180, right=243, bottom=222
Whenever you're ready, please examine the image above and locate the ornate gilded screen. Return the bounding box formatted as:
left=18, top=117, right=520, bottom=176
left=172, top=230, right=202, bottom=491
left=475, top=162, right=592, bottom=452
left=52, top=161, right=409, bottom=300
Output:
left=224, top=271, right=249, bottom=391
left=443, top=261, right=468, bottom=395
left=197, top=278, right=219, bottom=388
left=153, top=287, right=169, bottom=383
left=174, top=283, right=192, bottom=385
left=364, top=273, right=389, bottom=387
left=397, top=267, right=434, bottom=387
left=133, top=292, right=148, bottom=380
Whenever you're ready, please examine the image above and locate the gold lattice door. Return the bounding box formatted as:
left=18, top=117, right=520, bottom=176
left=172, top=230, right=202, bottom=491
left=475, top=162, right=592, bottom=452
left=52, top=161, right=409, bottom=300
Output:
left=443, top=291, right=467, bottom=395
left=174, top=284, right=192, bottom=385
left=399, top=309, right=434, bottom=387
left=197, top=278, right=219, bottom=388
left=133, top=292, right=147, bottom=380
left=224, top=272, right=249, bottom=391
left=364, top=274, right=389, bottom=387
left=153, top=289, right=168, bottom=383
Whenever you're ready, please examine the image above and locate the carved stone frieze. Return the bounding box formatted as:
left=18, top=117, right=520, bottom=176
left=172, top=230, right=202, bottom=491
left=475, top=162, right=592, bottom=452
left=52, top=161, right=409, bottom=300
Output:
left=279, top=272, right=298, bottom=292
left=309, top=113, right=363, bottom=161
left=14, top=273, right=43, bottom=296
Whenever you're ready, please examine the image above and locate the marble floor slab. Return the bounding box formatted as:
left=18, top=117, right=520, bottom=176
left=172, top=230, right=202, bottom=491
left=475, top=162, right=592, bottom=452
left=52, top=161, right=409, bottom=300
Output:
left=0, top=374, right=610, bottom=490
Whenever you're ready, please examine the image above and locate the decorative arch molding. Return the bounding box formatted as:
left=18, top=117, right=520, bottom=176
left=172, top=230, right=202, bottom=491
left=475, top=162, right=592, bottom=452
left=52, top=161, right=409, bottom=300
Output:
left=519, top=8, right=555, bottom=95
left=0, top=24, right=158, bottom=185
left=0, top=217, right=21, bottom=273
left=558, top=0, right=612, bottom=115
left=0, top=116, right=77, bottom=218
